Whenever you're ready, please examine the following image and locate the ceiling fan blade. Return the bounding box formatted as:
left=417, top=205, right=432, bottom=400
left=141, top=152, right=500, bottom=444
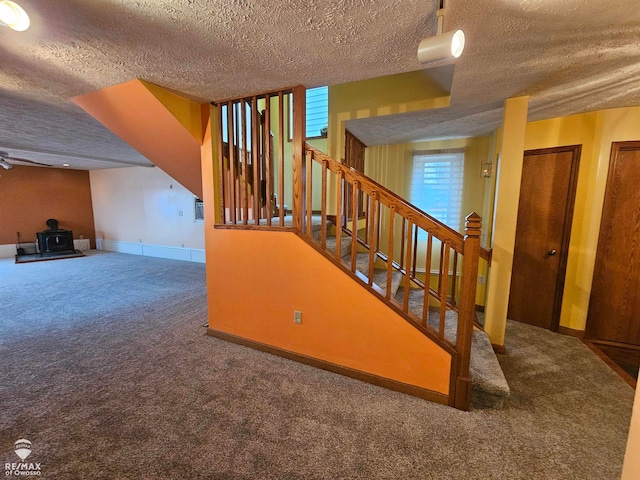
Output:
left=7, top=156, right=54, bottom=167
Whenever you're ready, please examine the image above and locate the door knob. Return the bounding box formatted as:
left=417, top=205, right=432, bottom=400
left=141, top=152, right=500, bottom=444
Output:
left=548, top=249, right=557, bottom=256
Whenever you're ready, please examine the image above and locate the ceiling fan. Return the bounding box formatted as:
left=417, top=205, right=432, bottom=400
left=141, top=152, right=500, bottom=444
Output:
left=0, top=151, right=53, bottom=170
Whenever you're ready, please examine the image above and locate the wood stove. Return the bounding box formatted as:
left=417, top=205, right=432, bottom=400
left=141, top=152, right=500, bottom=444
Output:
left=37, top=219, right=75, bottom=254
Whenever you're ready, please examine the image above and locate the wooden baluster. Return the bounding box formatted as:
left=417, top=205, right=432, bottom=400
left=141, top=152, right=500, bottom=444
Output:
left=367, top=193, right=377, bottom=286
left=350, top=180, right=359, bottom=273
left=251, top=97, right=260, bottom=225
left=386, top=205, right=396, bottom=299
left=227, top=101, right=236, bottom=224
left=453, top=212, right=482, bottom=411
left=241, top=99, right=249, bottom=224
left=264, top=94, right=272, bottom=226
left=451, top=250, right=459, bottom=306
left=217, top=104, right=226, bottom=224
left=402, top=218, right=414, bottom=313
left=278, top=92, right=285, bottom=226
left=321, top=160, right=328, bottom=249
left=439, top=242, right=450, bottom=339
left=376, top=201, right=382, bottom=253
left=400, top=217, right=406, bottom=271
left=422, top=233, right=433, bottom=328
left=363, top=192, right=369, bottom=245
left=438, top=241, right=445, bottom=294
left=306, top=149, right=313, bottom=236
left=412, top=224, right=419, bottom=278
left=335, top=172, right=343, bottom=260
left=292, top=86, right=306, bottom=233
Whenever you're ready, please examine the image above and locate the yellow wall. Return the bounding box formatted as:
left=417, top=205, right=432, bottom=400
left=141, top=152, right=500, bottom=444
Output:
left=365, top=135, right=494, bottom=305
left=622, top=384, right=640, bottom=480
left=522, top=106, right=640, bottom=331
left=484, top=97, right=530, bottom=345
left=328, top=70, right=450, bottom=165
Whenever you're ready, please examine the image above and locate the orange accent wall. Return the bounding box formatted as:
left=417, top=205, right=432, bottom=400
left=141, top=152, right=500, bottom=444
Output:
left=208, top=229, right=452, bottom=395
left=0, top=165, right=95, bottom=247
left=72, top=79, right=203, bottom=198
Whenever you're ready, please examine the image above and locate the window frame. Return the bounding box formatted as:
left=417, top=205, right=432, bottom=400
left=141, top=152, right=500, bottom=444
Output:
left=288, top=86, right=328, bottom=141
left=410, top=148, right=465, bottom=234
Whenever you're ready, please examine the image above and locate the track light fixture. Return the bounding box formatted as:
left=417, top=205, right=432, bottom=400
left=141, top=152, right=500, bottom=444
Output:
left=417, top=0, right=465, bottom=64
left=0, top=158, right=14, bottom=170
left=0, top=1, right=30, bottom=31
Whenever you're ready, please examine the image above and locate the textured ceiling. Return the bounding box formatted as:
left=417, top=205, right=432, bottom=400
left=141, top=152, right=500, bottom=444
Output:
left=1, top=0, right=639, bottom=168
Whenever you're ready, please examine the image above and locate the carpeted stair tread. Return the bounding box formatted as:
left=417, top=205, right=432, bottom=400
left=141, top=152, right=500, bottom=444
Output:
left=315, top=227, right=510, bottom=409
left=470, top=329, right=511, bottom=409
left=395, top=286, right=510, bottom=409
left=372, top=269, right=403, bottom=298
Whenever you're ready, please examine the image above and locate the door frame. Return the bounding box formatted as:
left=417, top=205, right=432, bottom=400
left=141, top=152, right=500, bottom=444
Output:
left=585, top=140, right=640, bottom=343
left=514, top=144, right=582, bottom=331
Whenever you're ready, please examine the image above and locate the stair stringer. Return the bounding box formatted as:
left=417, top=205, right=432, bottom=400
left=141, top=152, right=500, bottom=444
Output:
left=206, top=228, right=454, bottom=403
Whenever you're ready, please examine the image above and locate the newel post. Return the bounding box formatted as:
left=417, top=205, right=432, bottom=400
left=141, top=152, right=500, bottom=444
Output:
left=453, top=212, right=482, bottom=411
left=291, top=85, right=306, bottom=232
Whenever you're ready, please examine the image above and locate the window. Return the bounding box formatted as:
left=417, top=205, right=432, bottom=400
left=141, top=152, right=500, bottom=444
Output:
left=410, top=150, right=464, bottom=231
left=194, top=196, right=204, bottom=222
left=289, top=86, right=328, bottom=139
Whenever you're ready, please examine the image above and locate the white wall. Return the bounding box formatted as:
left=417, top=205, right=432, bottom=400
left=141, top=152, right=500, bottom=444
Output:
left=90, top=166, right=205, bottom=262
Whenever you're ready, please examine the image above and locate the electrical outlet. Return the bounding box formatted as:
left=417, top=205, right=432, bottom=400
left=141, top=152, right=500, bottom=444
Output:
left=478, top=275, right=485, bottom=285
left=294, top=310, right=302, bottom=324
left=178, top=210, right=184, bottom=216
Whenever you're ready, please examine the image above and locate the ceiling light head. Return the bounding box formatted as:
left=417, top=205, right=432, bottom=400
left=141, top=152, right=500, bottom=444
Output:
left=0, top=1, right=30, bottom=31
left=0, top=158, right=14, bottom=170
left=417, top=29, right=465, bottom=64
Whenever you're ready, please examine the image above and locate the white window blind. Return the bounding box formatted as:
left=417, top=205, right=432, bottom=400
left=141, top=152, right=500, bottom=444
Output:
left=411, top=151, right=464, bottom=230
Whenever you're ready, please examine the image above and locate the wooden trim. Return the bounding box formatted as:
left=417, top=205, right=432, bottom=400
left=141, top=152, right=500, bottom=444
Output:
left=206, top=328, right=450, bottom=405
left=523, top=144, right=582, bottom=333
left=491, top=344, right=506, bottom=355
left=211, top=86, right=295, bottom=106
left=214, top=224, right=295, bottom=233
left=292, top=86, right=306, bottom=232
left=585, top=140, right=640, bottom=341
left=584, top=341, right=637, bottom=389
left=557, top=326, right=585, bottom=339
left=295, top=230, right=457, bottom=356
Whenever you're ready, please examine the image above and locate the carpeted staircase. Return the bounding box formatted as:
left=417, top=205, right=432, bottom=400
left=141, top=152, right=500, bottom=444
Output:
left=311, top=221, right=510, bottom=409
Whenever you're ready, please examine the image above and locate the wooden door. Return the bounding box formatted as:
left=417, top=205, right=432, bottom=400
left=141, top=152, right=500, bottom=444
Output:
left=344, top=130, right=366, bottom=221
left=507, top=145, right=581, bottom=330
left=587, top=141, right=640, bottom=347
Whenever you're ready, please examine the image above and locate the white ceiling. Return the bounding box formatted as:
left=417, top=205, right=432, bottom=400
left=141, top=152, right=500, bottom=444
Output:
left=1, top=0, right=639, bottom=169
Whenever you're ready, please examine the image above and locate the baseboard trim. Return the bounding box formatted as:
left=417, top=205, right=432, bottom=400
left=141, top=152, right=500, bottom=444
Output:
left=584, top=341, right=637, bottom=389
left=206, top=327, right=449, bottom=406
left=100, top=240, right=205, bottom=263
left=558, top=326, right=585, bottom=339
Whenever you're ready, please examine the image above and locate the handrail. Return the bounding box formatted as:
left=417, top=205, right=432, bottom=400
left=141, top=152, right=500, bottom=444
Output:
left=303, top=143, right=482, bottom=410
left=307, top=145, right=467, bottom=251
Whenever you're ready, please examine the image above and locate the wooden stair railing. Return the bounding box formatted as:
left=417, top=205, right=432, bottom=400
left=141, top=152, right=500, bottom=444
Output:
left=303, top=144, right=489, bottom=410
left=212, top=86, right=489, bottom=410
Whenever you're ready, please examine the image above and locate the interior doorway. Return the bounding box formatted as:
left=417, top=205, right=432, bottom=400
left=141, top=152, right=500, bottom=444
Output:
left=507, top=145, right=581, bottom=330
